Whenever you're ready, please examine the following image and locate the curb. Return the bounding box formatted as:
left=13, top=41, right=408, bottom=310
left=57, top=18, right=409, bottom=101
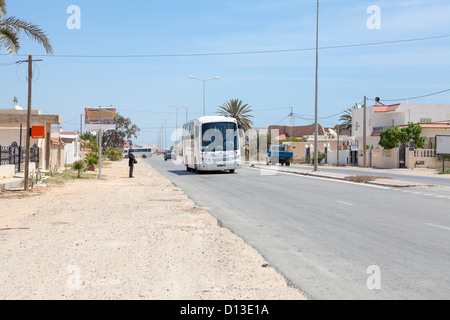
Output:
left=0, top=178, right=24, bottom=191
left=251, top=166, right=431, bottom=188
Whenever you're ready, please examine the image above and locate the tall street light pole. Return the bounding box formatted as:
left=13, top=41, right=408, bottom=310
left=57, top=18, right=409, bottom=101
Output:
left=314, top=0, right=320, bottom=172
left=189, top=76, right=219, bottom=116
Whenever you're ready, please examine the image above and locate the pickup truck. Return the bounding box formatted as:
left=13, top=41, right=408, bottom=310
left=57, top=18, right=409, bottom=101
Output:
left=266, top=144, right=293, bottom=166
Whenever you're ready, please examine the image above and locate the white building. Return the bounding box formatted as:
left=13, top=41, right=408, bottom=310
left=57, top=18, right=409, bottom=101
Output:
left=60, top=131, right=81, bottom=165
left=352, top=102, right=450, bottom=149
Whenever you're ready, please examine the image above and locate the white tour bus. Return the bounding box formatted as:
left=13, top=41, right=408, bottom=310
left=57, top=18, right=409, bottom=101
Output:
left=182, top=116, right=241, bottom=173
left=124, top=147, right=152, bottom=159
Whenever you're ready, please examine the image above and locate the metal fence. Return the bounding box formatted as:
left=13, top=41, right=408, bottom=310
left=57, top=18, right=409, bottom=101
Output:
left=0, top=142, right=39, bottom=172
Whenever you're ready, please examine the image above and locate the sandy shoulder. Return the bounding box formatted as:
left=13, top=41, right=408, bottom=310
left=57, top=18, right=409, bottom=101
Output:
left=0, top=159, right=306, bottom=300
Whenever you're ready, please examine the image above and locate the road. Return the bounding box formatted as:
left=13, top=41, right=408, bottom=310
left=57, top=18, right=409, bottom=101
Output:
left=146, top=156, right=450, bottom=300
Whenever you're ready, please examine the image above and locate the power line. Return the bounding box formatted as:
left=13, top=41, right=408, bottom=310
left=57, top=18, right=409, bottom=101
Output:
left=2, top=34, right=448, bottom=59
left=370, top=88, right=450, bottom=102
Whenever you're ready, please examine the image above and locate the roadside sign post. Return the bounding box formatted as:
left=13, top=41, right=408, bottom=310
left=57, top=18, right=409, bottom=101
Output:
left=98, top=129, right=102, bottom=180
left=435, top=135, right=450, bottom=173
left=84, top=107, right=117, bottom=180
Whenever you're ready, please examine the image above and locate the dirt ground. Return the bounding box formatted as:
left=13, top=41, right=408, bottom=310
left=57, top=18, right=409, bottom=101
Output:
left=0, top=159, right=307, bottom=300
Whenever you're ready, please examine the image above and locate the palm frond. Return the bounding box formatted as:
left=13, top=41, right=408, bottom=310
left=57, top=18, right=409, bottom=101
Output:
left=1, top=16, right=53, bottom=54
left=217, top=99, right=254, bottom=131
left=0, top=0, right=6, bottom=16
left=0, top=26, right=20, bottom=55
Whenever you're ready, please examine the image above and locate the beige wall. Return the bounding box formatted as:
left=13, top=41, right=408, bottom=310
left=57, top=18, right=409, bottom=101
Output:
left=372, top=149, right=398, bottom=169
left=406, top=149, right=442, bottom=169
left=283, top=142, right=330, bottom=162
left=0, top=165, right=15, bottom=179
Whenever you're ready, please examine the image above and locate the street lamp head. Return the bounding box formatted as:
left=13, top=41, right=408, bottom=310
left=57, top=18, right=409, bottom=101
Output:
left=189, top=76, right=195, bottom=79
left=214, top=76, right=220, bottom=79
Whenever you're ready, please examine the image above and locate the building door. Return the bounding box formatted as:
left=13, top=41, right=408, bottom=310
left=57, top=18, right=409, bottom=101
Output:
left=350, top=150, right=358, bottom=165
left=399, top=145, right=406, bottom=168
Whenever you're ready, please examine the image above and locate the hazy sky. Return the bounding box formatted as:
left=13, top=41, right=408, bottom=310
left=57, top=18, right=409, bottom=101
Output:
left=1, top=0, right=450, bottom=146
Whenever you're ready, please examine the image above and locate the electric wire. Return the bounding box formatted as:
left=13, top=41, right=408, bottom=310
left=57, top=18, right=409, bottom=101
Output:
left=369, top=88, right=450, bottom=102
left=1, top=34, right=449, bottom=59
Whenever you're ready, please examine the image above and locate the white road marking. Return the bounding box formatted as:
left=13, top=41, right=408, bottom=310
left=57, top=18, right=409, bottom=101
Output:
left=425, top=223, right=450, bottom=231
left=337, top=201, right=354, bottom=206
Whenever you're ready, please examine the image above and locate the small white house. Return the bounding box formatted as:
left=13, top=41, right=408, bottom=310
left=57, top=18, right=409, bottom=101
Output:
left=60, top=131, right=81, bottom=165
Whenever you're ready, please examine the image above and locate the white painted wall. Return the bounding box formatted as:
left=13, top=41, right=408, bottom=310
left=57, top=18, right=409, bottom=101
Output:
left=326, top=150, right=349, bottom=165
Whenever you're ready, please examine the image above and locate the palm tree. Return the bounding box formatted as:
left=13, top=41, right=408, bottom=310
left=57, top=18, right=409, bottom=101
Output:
left=0, top=0, right=53, bottom=55
left=338, top=103, right=358, bottom=134
left=338, top=108, right=352, bottom=131
left=217, top=99, right=254, bottom=131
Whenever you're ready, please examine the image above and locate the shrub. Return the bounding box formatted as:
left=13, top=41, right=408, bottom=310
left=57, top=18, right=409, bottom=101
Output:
left=72, top=160, right=86, bottom=178
left=85, top=152, right=99, bottom=171
left=106, top=147, right=121, bottom=161
left=310, top=151, right=327, bottom=164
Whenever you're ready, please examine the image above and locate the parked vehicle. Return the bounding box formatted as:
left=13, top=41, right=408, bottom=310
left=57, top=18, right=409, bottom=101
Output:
left=164, top=150, right=176, bottom=161
left=266, top=144, right=293, bottom=166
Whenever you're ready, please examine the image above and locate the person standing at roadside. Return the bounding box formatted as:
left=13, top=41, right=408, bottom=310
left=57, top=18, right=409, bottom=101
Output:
left=128, top=151, right=137, bottom=178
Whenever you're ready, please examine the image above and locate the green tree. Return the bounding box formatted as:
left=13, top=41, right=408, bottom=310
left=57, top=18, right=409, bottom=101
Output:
left=0, top=0, right=53, bottom=55
left=379, top=122, right=425, bottom=150
left=379, top=127, right=402, bottom=150
left=217, top=99, right=254, bottom=131
left=101, top=111, right=140, bottom=149
left=403, top=122, right=426, bottom=149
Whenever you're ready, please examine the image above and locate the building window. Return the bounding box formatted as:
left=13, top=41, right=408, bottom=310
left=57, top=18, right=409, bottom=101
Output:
left=420, top=118, right=432, bottom=124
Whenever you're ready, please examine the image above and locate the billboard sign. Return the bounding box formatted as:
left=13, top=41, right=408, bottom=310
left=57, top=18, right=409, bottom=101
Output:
left=435, top=135, right=450, bottom=155
left=85, top=107, right=116, bottom=131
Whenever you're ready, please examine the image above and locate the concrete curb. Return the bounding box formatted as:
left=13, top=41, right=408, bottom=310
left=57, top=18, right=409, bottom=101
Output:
left=0, top=178, right=24, bottom=191
left=251, top=165, right=432, bottom=188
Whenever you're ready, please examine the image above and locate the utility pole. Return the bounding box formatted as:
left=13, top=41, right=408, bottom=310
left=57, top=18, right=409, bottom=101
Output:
left=290, top=106, right=294, bottom=138
left=314, top=0, right=320, bottom=172
left=80, top=114, right=83, bottom=135
left=19, top=55, right=43, bottom=191
left=337, top=124, right=340, bottom=166
left=363, top=96, right=367, bottom=168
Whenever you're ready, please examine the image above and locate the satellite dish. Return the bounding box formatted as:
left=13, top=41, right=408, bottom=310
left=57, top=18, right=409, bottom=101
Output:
left=12, top=97, right=23, bottom=110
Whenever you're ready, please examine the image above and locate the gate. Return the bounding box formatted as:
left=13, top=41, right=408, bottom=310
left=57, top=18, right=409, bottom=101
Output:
left=0, top=142, right=37, bottom=173
left=30, top=144, right=40, bottom=164
left=0, top=145, right=9, bottom=166
left=9, top=142, right=25, bottom=173
left=399, top=145, right=406, bottom=168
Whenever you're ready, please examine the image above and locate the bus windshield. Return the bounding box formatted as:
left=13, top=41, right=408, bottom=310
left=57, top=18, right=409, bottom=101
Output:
left=202, top=122, right=238, bottom=152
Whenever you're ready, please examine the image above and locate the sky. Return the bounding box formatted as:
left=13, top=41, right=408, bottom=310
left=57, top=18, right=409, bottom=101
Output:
left=1, top=0, right=450, bottom=146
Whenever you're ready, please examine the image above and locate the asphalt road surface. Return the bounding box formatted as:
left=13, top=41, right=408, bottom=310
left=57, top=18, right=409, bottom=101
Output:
left=147, top=156, right=450, bottom=300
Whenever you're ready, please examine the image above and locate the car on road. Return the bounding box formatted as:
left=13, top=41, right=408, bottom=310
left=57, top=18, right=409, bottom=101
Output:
left=164, top=150, right=176, bottom=161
